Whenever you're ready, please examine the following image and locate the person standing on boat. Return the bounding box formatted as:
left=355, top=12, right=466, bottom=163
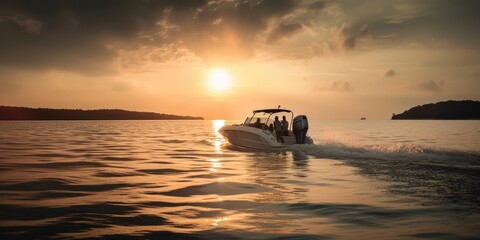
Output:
left=281, top=115, right=289, bottom=136
left=273, top=116, right=284, bottom=143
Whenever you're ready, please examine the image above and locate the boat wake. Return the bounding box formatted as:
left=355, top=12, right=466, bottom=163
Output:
left=289, top=141, right=480, bottom=166
left=289, top=141, right=480, bottom=212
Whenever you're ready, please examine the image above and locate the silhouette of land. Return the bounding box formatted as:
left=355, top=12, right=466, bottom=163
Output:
left=0, top=106, right=204, bottom=120
left=392, top=100, right=480, bottom=120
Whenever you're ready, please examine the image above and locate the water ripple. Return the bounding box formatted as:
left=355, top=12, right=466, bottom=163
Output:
left=0, top=178, right=141, bottom=192
left=162, top=182, right=272, bottom=197
left=0, top=120, right=478, bottom=239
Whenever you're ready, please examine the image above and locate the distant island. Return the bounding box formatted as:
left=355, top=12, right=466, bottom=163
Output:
left=391, top=100, right=480, bottom=120
left=0, top=106, right=204, bottom=120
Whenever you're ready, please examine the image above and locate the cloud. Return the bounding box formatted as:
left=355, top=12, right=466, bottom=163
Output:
left=2, top=0, right=478, bottom=75
left=385, top=2, right=420, bottom=24
left=384, top=69, right=396, bottom=77
left=339, top=25, right=356, bottom=50
left=177, top=0, right=300, bottom=64
left=0, top=0, right=209, bottom=74
left=307, top=22, right=371, bottom=57
left=332, top=81, right=354, bottom=92
left=266, top=22, right=303, bottom=44
left=0, top=0, right=301, bottom=73
left=308, top=1, right=326, bottom=11
left=338, top=24, right=369, bottom=50
left=417, top=80, right=443, bottom=92
left=314, top=81, right=354, bottom=92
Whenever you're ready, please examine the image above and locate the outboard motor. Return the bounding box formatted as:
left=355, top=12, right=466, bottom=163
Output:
left=293, top=115, right=309, bottom=144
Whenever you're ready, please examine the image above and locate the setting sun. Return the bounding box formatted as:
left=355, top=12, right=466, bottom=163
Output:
left=208, top=68, right=231, bottom=92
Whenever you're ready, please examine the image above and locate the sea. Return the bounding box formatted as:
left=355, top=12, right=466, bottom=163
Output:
left=0, top=120, right=479, bottom=240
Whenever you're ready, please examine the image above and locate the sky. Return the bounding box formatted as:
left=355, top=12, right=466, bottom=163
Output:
left=0, top=0, right=479, bottom=120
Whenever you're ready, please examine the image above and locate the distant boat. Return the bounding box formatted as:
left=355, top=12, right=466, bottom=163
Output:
left=360, top=117, right=366, bottom=120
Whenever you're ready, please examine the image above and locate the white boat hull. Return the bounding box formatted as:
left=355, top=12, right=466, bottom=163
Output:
left=219, top=125, right=313, bottom=150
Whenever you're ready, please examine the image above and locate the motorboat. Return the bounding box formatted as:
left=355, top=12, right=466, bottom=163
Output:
left=218, top=108, right=313, bottom=150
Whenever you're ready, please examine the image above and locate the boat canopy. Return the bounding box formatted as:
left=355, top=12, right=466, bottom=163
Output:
left=246, top=108, right=295, bottom=130
left=253, top=109, right=292, bottom=114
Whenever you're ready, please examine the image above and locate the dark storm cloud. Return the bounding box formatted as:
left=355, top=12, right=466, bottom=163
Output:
left=3, top=0, right=477, bottom=75
left=266, top=22, right=303, bottom=44
left=0, top=0, right=301, bottom=73
left=0, top=0, right=207, bottom=74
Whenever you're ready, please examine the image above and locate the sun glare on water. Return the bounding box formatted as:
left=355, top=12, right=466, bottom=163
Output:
left=208, top=68, right=231, bottom=92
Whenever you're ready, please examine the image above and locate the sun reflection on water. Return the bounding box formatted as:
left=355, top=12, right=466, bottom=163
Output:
left=212, top=120, right=225, bottom=135
left=211, top=216, right=232, bottom=226
left=205, top=121, right=232, bottom=230
left=210, top=158, right=222, bottom=172
left=212, top=120, right=225, bottom=152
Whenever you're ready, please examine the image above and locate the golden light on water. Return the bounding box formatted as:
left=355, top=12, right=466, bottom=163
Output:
left=212, top=120, right=225, bottom=152
left=211, top=216, right=232, bottom=226
left=208, top=68, right=231, bottom=92
left=211, top=120, right=225, bottom=175
left=212, top=120, right=225, bottom=135
left=209, top=158, right=222, bottom=173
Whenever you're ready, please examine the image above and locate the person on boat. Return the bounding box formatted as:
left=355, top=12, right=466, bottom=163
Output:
left=281, top=115, right=289, bottom=136
left=252, top=118, right=262, bottom=129
left=273, top=116, right=284, bottom=143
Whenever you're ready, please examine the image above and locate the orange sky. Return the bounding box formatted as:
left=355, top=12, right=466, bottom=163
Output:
left=0, top=0, right=479, bottom=119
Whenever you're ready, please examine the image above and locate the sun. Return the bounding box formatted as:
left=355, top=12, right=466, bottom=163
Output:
left=208, top=68, right=231, bottom=92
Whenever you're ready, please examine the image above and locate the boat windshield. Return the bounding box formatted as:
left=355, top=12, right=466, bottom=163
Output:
left=243, top=117, right=270, bottom=126
left=266, top=113, right=290, bottom=127
left=244, top=111, right=293, bottom=130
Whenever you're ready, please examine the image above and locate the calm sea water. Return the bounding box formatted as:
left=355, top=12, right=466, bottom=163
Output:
left=0, top=120, right=479, bottom=240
